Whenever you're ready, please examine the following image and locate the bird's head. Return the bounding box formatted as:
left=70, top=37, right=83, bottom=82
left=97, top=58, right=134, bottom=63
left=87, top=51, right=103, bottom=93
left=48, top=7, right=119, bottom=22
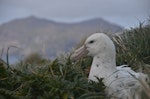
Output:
left=70, top=33, right=116, bottom=61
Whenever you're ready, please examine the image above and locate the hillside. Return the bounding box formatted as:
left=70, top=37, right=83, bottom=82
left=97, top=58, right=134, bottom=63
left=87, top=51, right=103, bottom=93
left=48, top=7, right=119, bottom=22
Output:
left=0, top=16, right=123, bottom=61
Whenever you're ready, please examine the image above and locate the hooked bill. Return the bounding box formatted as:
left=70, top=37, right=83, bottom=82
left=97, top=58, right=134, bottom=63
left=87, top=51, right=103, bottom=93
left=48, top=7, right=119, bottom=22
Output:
left=70, top=45, right=89, bottom=61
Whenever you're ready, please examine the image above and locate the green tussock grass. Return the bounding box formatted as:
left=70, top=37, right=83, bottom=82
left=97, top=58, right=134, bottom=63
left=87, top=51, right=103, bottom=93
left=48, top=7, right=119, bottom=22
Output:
left=0, top=53, right=105, bottom=99
left=0, top=21, right=150, bottom=99
left=113, top=24, right=150, bottom=72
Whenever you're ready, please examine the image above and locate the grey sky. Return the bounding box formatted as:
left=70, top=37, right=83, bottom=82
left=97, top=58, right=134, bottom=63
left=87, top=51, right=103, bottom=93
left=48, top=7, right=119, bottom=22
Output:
left=0, top=0, right=149, bottom=28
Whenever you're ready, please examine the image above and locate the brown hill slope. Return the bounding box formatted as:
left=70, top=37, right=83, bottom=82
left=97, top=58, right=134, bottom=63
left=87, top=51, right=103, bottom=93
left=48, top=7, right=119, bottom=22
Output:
left=0, top=16, right=123, bottom=61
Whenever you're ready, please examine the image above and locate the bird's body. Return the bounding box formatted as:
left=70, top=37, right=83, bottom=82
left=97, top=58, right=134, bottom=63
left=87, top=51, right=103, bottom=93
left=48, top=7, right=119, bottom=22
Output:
left=71, top=33, right=148, bottom=99
left=104, top=65, right=145, bottom=99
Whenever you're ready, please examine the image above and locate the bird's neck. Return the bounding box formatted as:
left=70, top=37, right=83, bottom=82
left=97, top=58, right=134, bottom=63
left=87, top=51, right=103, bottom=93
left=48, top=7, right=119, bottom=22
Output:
left=88, top=53, right=117, bottom=82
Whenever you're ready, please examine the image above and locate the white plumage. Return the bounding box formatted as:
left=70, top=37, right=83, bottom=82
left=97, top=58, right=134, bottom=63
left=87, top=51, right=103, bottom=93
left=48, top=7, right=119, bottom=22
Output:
left=71, top=33, right=148, bottom=99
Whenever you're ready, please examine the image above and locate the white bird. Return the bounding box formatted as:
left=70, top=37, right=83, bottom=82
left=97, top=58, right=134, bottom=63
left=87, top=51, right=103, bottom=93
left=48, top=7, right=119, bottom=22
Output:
left=71, top=33, right=149, bottom=99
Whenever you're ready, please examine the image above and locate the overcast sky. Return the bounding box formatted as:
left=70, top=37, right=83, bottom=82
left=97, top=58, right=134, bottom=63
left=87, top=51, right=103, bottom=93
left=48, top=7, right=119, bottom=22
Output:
left=0, top=0, right=150, bottom=28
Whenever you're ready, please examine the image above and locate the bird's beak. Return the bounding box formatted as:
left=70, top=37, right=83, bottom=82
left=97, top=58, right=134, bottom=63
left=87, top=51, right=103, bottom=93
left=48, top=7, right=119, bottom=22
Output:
left=70, top=45, right=89, bottom=61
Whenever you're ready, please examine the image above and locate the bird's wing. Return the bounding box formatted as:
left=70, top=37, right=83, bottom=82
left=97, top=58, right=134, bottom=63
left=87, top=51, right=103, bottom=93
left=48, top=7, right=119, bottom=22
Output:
left=105, top=68, right=142, bottom=99
left=105, top=65, right=149, bottom=99
left=117, top=65, right=136, bottom=75
left=117, top=65, right=149, bottom=82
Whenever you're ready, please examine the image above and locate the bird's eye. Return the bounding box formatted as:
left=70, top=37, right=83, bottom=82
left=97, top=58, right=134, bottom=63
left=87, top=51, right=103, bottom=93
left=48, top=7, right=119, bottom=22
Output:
left=88, top=40, right=95, bottom=44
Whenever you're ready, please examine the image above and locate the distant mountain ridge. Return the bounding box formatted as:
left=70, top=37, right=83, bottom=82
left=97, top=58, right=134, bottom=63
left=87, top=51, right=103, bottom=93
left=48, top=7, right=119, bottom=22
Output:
left=0, top=16, right=123, bottom=62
